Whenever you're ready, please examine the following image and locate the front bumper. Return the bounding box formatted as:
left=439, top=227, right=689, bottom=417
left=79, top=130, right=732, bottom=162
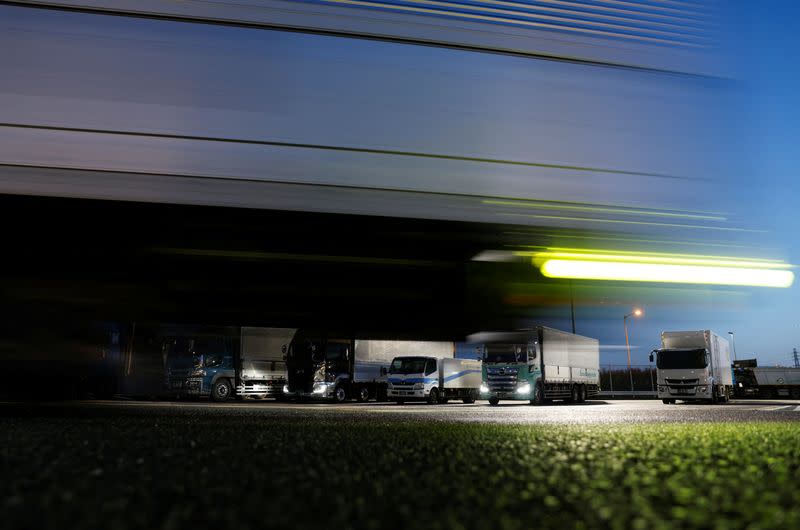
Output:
left=387, top=388, right=426, bottom=399
left=658, top=386, right=710, bottom=399
left=236, top=381, right=284, bottom=398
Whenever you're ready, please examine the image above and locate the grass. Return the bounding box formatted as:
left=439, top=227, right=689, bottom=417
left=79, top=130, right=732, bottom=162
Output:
left=2, top=411, right=799, bottom=529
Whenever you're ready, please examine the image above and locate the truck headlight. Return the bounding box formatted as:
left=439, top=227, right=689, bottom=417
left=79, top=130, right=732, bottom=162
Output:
left=191, top=370, right=206, bottom=377
left=413, top=383, right=424, bottom=390
left=312, top=382, right=330, bottom=394
left=480, top=384, right=489, bottom=394
left=516, top=382, right=531, bottom=395
left=283, top=385, right=289, bottom=394
left=700, top=386, right=708, bottom=393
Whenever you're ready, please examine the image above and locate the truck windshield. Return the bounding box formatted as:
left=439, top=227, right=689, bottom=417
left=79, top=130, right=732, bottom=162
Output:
left=389, top=357, right=427, bottom=374
left=483, top=344, right=527, bottom=364
left=657, top=349, right=707, bottom=369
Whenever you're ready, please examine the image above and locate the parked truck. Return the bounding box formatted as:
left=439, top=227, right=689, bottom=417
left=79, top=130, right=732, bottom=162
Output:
left=284, top=333, right=455, bottom=402
left=387, top=356, right=482, bottom=404
left=182, top=327, right=296, bottom=401
left=650, top=330, right=732, bottom=404
left=733, top=359, right=800, bottom=399
left=469, top=327, right=600, bottom=406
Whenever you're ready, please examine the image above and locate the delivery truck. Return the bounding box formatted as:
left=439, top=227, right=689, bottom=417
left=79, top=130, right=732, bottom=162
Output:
left=284, top=334, right=454, bottom=402
left=650, top=330, right=732, bottom=404
left=183, top=327, right=296, bottom=401
left=733, top=359, right=800, bottom=399
left=387, top=356, right=482, bottom=404
left=469, top=327, right=600, bottom=406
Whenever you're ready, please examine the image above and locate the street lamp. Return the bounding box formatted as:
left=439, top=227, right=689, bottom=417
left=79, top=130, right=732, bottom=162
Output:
left=728, top=331, right=737, bottom=361
left=624, top=308, right=644, bottom=392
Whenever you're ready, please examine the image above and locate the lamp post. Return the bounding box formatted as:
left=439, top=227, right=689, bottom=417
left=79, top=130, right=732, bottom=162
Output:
left=624, top=308, right=643, bottom=393
left=728, top=331, right=737, bottom=362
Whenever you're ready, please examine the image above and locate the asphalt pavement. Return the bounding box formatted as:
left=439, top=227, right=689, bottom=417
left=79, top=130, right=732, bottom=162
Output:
left=3, top=399, right=800, bottom=530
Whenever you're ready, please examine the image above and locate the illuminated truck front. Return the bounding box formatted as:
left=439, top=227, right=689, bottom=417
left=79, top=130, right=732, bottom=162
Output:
left=284, top=338, right=350, bottom=402
left=480, top=343, right=540, bottom=405
left=386, top=357, right=436, bottom=403
left=654, top=348, right=713, bottom=402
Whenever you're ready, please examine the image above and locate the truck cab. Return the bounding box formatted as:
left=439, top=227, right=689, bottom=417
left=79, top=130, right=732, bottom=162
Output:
left=284, top=336, right=355, bottom=402
left=184, top=336, right=236, bottom=401
left=480, top=340, right=542, bottom=405
left=652, top=330, right=732, bottom=404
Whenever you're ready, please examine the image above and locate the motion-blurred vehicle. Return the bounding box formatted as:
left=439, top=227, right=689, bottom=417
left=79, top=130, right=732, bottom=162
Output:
left=387, top=356, right=481, bottom=404
left=733, top=359, right=800, bottom=399
left=470, top=328, right=600, bottom=406
left=651, top=331, right=733, bottom=404
left=284, top=335, right=453, bottom=403
left=183, top=327, right=296, bottom=402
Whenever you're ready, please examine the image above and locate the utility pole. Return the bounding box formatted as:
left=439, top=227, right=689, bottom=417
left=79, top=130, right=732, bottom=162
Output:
left=794, top=348, right=799, bottom=368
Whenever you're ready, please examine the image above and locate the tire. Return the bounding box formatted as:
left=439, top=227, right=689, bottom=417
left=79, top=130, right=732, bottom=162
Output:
left=333, top=385, right=348, bottom=404
left=570, top=385, right=579, bottom=403
left=578, top=385, right=586, bottom=403
left=530, top=382, right=544, bottom=406
left=428, top=387, right=440, bottom=405
left=662, top=399, right=671, bottom=404
left=211, top=379, right=232, bottom=402
left=462, top=390, right=477, bottom=404
left=488, top=396, right=500, bottom=406
left=356, top=387, right=370, bottom=402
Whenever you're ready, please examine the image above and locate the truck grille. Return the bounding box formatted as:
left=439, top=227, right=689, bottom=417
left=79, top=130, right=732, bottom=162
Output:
left=665, top=378, right=698, bottom=386
left=486, top=367, right=518, bottom=392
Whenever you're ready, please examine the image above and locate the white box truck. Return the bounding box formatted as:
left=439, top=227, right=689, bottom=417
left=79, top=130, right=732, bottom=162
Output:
left=650, top=330, right=733, bottom=404
left=469, top=327, right=600, bottom=405
left=284, top=333, right=454, bottom=402
left=387, top=356, right=482, bottom=404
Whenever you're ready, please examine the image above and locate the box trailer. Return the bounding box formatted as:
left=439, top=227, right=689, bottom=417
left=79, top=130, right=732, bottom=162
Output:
left=387, top=356, right=481, bottom=404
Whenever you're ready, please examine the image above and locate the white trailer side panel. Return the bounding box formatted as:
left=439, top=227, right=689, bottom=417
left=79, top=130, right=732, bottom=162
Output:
left=240, top=327, right=296, bottom=379
left=708, top=331, right=733, bottom=386
left=542, top=327, right=571, bottom=383
left=753, top=368, right=800, bottom=386
left=440, top=358, right=482, bottom=390
left=354, top=341, right=454, bottom=383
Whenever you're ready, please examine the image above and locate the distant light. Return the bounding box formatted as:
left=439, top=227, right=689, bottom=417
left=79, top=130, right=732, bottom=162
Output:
left=539, top=259, right=794, bottom=288
left=633, top=308, right=643, bottom=317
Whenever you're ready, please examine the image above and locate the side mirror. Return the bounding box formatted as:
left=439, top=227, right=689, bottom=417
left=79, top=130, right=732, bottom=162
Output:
left=649, top=350, right=655, bottom=363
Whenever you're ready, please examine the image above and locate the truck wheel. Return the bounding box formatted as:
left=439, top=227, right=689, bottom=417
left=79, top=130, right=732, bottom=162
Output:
left=211, top=379, right=232, bottom=402
left=530, top=382, right=544, bottom=406
left=462, top=390, right=477, bottom=404
left=570, top=385, right=579, bottom=403
left=356, top=387, right=370, bottom=402
left=428, top=387, right=440, bottom=405
left=488, top=396, right=500, bottom=406
left=333, top=385, right=348, bottom=404
left=577, top=385, right=586, bottom=403
left=661, top=399, right=672, bottom=404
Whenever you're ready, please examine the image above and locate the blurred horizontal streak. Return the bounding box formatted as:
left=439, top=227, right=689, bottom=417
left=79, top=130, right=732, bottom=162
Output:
left=512, top=233, right=779, bottom=253
left=313, top=0, right=710, bottom=46
left=529, top=250, right=793, bottom=269
left=150, top=247, right=449, bottom=267
left=483, top=198, right=725, bottom=220
left=539, top=259, right=795, bottom=287
left=0, top=122, right=694, bottom=181
left=499, top=212, right=762, bottom=232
